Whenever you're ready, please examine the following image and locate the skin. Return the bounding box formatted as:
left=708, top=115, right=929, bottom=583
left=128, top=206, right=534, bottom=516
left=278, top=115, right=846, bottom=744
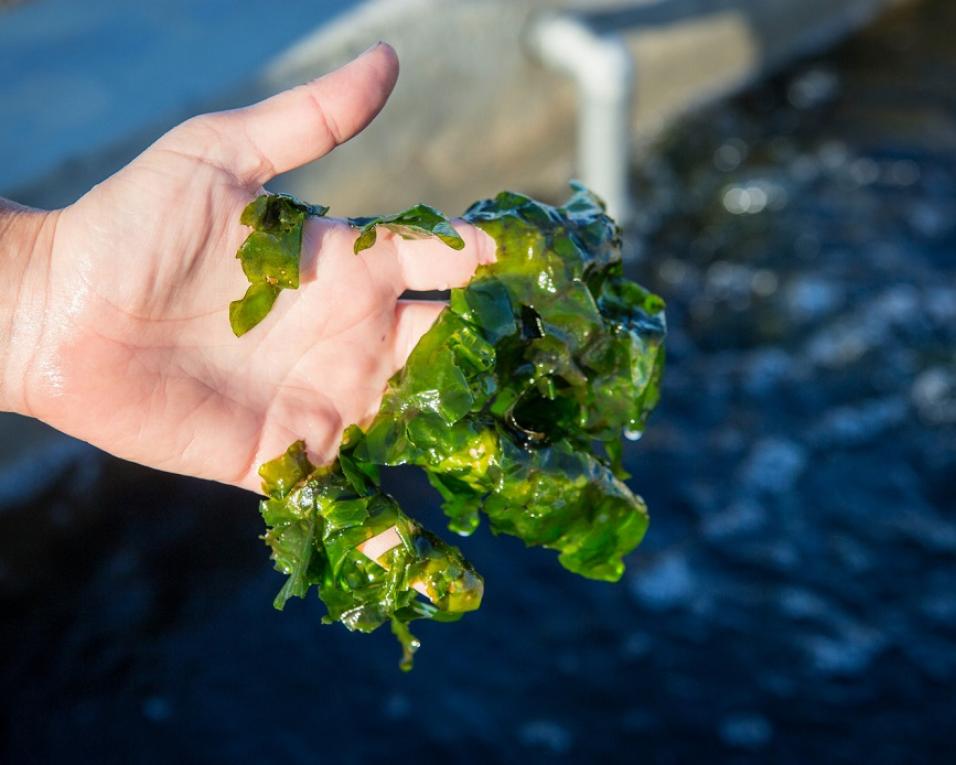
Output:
left=0, top=43, right=495, bottom=493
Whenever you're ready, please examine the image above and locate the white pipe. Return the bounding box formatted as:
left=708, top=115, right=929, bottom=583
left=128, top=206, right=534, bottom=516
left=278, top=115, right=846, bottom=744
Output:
left=529, top=14, right=635, bottom=223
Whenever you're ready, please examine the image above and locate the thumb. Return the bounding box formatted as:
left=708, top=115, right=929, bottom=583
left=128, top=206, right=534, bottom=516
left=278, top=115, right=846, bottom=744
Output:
left=169, top=42, right=399, bottom=187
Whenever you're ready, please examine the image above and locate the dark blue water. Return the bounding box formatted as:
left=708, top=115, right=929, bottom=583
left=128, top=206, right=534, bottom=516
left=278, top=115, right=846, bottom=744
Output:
left=2, top=1, right=955, bottom=762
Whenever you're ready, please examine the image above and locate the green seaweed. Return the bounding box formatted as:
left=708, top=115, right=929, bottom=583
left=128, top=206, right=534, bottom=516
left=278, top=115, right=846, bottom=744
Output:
left=229, top=194, right=328, bottom=336
left=348, top=204, right=465, bottom=254
left=252, top=183, right=666, bottom=668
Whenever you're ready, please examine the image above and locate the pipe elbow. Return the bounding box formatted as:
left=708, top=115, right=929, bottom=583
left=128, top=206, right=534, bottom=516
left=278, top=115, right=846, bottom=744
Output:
left=529, top=14, right=634, bottom=101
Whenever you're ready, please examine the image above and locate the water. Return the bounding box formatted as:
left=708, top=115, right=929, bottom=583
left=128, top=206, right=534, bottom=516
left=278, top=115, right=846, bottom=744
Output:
left=1, top=1, right=955, bottom=762
left=0, top=0, right=359, bottom=196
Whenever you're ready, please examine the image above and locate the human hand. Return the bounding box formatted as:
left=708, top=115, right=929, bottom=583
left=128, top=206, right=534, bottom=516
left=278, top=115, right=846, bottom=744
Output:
left=2, top=43, right=494, bottom=492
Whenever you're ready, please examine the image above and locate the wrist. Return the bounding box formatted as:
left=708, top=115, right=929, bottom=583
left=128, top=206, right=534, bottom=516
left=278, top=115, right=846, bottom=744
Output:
left=0, top=199, right=58, bottom=416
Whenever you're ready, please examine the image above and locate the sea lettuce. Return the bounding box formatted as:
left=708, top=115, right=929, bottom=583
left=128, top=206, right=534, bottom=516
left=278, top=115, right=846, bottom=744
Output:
left=229, top=194, right=328, bottom=336
left=245, top=183, right=666, bottom=668
left=348, top=204, right=465, bottom=254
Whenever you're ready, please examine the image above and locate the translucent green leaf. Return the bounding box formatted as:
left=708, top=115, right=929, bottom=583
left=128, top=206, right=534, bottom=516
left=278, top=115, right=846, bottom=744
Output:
left=348, top=204, right=465, bottom=254
left=229, top=282, right=278, bottom=337
left=229, top=194, right=327, bottom=336
left=258, top=440, right=314, bottom=498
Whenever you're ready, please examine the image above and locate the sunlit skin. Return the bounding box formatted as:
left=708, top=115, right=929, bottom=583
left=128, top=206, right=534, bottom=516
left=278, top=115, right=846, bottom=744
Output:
left=0, top=43, right=495, bottom=492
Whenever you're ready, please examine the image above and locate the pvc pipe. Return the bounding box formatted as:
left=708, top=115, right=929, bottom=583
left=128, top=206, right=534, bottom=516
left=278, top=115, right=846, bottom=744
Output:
left=529, top=13, right=635, bottom=223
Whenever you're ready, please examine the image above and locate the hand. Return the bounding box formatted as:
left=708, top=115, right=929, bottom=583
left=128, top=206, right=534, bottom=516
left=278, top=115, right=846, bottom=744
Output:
left=3, top=43, right=494, bottom=492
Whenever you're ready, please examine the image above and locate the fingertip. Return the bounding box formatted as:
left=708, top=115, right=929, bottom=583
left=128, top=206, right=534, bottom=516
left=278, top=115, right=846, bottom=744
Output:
left=351, top=40, right=399, bottom=99
left=372, top=40, right=399, bottom=73
left=453, top=220, right=497, bottom=266
left=393, top=300, right=447, bottom=368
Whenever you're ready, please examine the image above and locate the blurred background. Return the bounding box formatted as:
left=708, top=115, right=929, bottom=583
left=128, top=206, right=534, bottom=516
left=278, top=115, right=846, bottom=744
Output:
left=1, top=0, right=954, bottom=762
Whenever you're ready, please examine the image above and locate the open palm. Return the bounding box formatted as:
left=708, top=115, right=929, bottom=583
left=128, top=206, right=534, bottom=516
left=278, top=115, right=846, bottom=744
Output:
left=26, top=44, right=493, bottom=492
